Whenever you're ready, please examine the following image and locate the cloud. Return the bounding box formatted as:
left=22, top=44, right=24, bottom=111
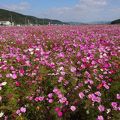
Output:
left=0, top=0, right=119, bottom=22
left=1, top=2, right=30, bottom=12
left=38, top=0, right=109, bottom=22
left=80, top=0, right=107, bottom=7
left=38, top=0, right=119, bottom=22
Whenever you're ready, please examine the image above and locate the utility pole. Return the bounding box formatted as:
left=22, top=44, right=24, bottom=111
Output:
left=9, top=11, right=13, bottom=25
left=50, top=20, right=52, bottom=25
left=42, top=13, right=46, bottom=25
left=25, top=16, right=27, bottom=25
left=43, top=18, right=44, bottom=25
left=28, top=19, right=30, bottom=25
left=36, top=19, right=38, bottom=25
left=10, top=15, right=13, bottom=23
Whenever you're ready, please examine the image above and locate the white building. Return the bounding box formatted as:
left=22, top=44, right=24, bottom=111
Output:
left=0, top=21, right=12, bottom=26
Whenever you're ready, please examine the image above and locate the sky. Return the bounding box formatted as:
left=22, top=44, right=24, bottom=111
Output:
left=0, top=0, right=120, bottom=22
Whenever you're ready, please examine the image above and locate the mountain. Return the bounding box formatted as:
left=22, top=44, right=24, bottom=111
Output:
left=87, top=21, right=110, bottom=24
left=67, top=22, right=88, bottom=25
left=111, top=19, right=120, bottom=24
left=68, top=21, right=110, bottom=25
left=0, top=9, right=66, bottom=25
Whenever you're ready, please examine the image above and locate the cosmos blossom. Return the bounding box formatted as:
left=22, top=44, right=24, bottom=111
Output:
left=98, top=105, right=105, bottom=112
left=97, top=115, right=104, bottom=120
left=0, top=25, right=119, bottom=120
left=70, top=106, right=76, bottom=111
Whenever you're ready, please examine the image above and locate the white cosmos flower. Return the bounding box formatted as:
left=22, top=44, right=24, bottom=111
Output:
left=30, top=52, right=34, bottom=55
left=100, top=55, right=103, bottom=58
left=107, top=109, right=111, bottom=114
left=59, top=66, right=64, bottom=71
left=1, top=82, right=7, bottom=86
left=86, top=110, right=90, bottom=114
left=0, top=112, right=4, bottom=118
left=29, top=48, right=34, bottom=52
left=36, top=48, right=40, bottom=51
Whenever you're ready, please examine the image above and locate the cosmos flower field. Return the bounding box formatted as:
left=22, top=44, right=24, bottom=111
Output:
left=0, top=25, right=120, bottom=120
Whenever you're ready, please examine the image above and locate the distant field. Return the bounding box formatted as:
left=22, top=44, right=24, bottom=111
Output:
left=0, top=25, right=120, bottom=120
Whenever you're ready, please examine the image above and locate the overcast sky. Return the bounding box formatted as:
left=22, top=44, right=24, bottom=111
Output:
left=0, top=0, right=120, bottom=22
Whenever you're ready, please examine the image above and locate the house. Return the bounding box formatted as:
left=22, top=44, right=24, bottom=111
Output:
left=0, top=21, right=12, bottom=26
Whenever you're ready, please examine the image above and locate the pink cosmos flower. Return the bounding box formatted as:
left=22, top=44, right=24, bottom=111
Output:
left=88, top=94, right=101, bottom=103
left=118, top=106, right=120, bottom=111
left=0, top=96, right=2, bottom=101
left=111, top=102, right=118, bottom=110
left=38, top=96, right=44, bottom=101
left=25, top=60, right=31, bottom=66
left=48, top=93, right=53, bottom=98
left=65, top=101, right=69, bottom=105
left=20, top=107, right=26, bottom=113
left=11, top=74, right=17, bottom=79
left=81, top=64, right=86, bottom=69
left=53, top=88, right=60, bottom=94
left=99, top=75, right=103, bottom=79
left=97, top=115, right=104, bottom=120
left=58, top=94, right=63, bottom=98
left=85, top=71, right=91, bottom=78
left=6, top=74, right=10, bottom=78
left=58, top=76, right=63, bottom=83
left=48, top=99, right=53, bottom=103
left=91, top=61, right=96, bottom=65
left=98, top=105, right=105, bottom=112
left=61, top=71, right=65, bottom=76
left=59, top=97, right=67, bottom=103
left=16, top=109, right=21, bottom=115
left=0, top=74, right=2, bottom=78
left=95, top=91, right=101, bottom=96
left=70, top=66, right=76, bottom=73
left=28, top=96, right=33, bottom=100
left=4, top=116, right=8, bottom=120
left=103, top=84, right=109, bottom=90
left=35, top=97, right=39, bottom=102
left=58, top=53, right=64, bottom=58
left=85, top=79, right=93, bottom=85
left=81, top=58, right=87, bottom=62
left=70, top=106, right=76, bottom=111
left=116, top=94, right=120, bottom=99
left=79, top=92, right=85, bottom=99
